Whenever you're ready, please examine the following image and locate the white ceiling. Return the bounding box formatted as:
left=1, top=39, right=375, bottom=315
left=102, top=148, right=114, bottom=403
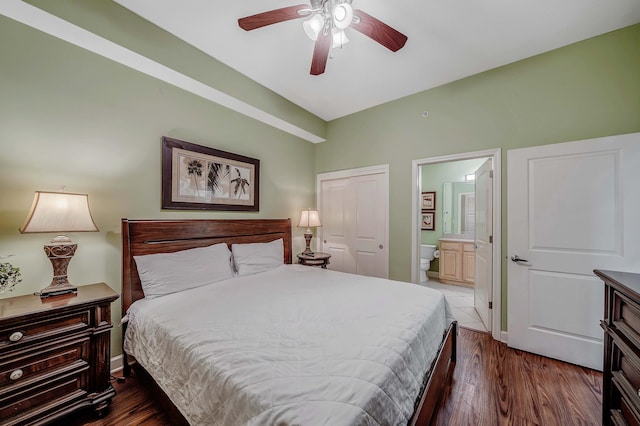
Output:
left=115, top=0, right=640, bottom=121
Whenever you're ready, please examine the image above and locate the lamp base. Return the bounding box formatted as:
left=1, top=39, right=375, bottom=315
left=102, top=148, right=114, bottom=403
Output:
left=41, top=242, right=78, bottom=299
left=39, top=284, right=78, bottom=298
left=302, top=229, right=314, bottom=256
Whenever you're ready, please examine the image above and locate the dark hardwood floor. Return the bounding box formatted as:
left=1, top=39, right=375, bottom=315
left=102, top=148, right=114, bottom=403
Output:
left=59, top=327, right=602, bottom=425
left=433, top=327, right=602, bottom=425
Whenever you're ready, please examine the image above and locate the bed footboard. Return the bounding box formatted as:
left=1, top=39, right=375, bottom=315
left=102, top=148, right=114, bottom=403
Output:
left=410, top=320, right=457, bottom=426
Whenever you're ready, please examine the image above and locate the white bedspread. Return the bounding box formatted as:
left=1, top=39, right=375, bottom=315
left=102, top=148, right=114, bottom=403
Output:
left=124, top=265, right=454, bottom=426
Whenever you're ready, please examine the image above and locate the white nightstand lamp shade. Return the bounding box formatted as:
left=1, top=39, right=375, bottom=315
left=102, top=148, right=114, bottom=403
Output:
left=20, top=191, right=98, bottom=298
left=298, top=209, right=321, bottom=256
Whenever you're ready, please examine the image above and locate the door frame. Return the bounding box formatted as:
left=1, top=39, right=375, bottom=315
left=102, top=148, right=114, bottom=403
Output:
left=411, top=149, right=502, bottom=341
left=316, top=164, right=390, bottom=275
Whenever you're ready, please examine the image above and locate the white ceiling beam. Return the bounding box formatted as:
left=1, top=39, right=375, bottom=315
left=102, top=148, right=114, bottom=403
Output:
left=0, top=0, right=326, bottom=143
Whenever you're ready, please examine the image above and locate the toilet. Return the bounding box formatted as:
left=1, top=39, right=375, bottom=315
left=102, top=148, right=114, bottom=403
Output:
left=420, top=244, right=440, bottom=283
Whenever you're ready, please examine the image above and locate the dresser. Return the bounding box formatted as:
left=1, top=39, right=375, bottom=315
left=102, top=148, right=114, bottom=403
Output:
left=438, top=239, right=475, bottom=285
left=0, top=283, right=119, bottom=425
left=596, top=269, right=640, bottom=425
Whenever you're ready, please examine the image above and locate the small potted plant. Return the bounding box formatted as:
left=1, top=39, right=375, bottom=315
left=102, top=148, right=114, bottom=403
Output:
left=0, top=256, right=22, bottom=293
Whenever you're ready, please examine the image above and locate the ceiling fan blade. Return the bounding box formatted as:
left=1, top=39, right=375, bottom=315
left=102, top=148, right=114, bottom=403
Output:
left=310, top=30, right=331, bottom=75
left=351, top=9, right=408, bottom=52
left=238, top=4, right=309, bottom=31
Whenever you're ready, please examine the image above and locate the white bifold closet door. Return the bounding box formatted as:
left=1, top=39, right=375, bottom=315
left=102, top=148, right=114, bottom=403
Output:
left=319, top=168, right=388, bottom=279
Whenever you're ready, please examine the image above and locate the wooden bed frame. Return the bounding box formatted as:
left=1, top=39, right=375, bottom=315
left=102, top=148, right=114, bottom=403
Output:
left=121, top=218, right=456, bottom=425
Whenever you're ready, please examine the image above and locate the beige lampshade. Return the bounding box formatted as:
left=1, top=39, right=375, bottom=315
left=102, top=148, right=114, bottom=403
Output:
left=19, top=191, right=99, bottom=235
left=298, top=209, right=321, bottom=228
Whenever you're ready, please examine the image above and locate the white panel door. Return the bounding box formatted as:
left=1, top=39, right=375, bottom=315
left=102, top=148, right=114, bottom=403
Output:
left=320, top=178, right=350, bottom=272
left=507, top=132, right=640, bottom=370
left=351, top=173, right=388, bottom=278
left=319, top=170, right=388, bottom=278
left=474, top=158, right=493, bottom=332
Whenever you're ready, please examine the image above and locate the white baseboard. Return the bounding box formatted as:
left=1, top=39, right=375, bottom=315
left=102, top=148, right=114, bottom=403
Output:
left=110, top=354, right=124, bottom=374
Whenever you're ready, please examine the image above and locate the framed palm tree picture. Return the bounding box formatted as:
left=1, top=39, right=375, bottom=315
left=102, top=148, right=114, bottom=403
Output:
left=162, top=137, right=259, bottom=211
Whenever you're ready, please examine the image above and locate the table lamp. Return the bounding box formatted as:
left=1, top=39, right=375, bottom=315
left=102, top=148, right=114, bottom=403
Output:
left=298, top=208, right=321, bottom=256
left=19, top=191, right=99, bottom=298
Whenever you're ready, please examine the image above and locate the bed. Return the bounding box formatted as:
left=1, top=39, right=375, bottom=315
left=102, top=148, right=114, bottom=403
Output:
left=121, top=218, right=457, bottom=425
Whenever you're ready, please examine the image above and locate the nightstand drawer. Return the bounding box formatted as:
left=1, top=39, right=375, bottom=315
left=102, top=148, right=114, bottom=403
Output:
left=0, top=337, right=89, bottom=388
left=0, top=310, right=90, bottom=349
left=0, top=366, right=88, bottom=421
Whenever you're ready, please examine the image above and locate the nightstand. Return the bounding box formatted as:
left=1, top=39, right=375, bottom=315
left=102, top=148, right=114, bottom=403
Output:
left=297, top=252, right=331, bottom=269
left=0, top=283, right=119, bottom=424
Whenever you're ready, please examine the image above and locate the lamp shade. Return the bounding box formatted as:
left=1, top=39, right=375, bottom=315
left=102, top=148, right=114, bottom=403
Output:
left=332, top=3, right=353, bottom=30
left=303, top=14, right=324, bottom=41
left=19, top=191, right=98, bottom=234
left=298, top=209, right=321, bottom=228
left=331, top=28, right=349, bottom=48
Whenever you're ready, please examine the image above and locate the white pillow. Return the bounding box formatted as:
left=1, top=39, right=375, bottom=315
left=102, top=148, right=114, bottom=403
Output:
left=134, top=243, right=234, bottom=298
left=232, top=238, right=284, bottom=277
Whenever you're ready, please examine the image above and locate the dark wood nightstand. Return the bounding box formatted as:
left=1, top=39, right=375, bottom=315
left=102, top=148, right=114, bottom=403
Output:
left=0, top=283, right=119, bottom=425
left=297, top=252, right=331, bottom=269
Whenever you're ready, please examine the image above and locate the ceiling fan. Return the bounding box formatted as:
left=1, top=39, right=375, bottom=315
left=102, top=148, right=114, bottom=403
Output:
left=238, top=0, right=407, bottom=76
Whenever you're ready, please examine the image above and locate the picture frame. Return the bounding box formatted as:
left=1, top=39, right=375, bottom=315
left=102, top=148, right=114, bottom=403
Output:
left=421, top=210, right=435, bottom=231
left=421, top=191, right=436, bottom=210
left=162, top=136, right=259, bottom=211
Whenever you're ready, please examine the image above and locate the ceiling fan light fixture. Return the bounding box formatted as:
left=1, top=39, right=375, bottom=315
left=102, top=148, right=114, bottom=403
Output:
left=332, top=3, right=353, bottom=30
left=331, top=27, right=349, bottom=48
left=303, top=13, right=325, bottom=40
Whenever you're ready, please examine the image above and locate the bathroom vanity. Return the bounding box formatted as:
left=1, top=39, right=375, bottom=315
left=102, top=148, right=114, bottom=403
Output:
left=439, top=238, right=475, bottom=286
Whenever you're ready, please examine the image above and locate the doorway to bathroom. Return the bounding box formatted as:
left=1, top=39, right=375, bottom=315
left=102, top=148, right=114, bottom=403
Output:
left=411, top=149, right=502, bottom=339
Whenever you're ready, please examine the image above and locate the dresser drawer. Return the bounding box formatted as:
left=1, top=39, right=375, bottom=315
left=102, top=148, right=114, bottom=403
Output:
left=611, top=334, right=640, bottom=425
left=0, top=337, right=89, bottom=389
left=611, top=333, right=640, bottom=392
left=621, top=353, right=640, bottom=399
left=0, top=310, right=90, bottom=350
left=620, top=394, right=640, bottom=426
left=611, top=375, right=640, bottom=426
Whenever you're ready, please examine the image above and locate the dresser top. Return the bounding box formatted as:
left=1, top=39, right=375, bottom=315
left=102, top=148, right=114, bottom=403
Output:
left=0, top=283, right=118, bottom=321
left=595, top=269, right=640, bottom=299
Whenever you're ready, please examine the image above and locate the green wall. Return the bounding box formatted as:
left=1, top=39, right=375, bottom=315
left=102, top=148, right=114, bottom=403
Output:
left=25, top=0, right=326, bottom=141
left=0, top=13, right=317, bottom=356
left=316, top=24, right=640, bottom=330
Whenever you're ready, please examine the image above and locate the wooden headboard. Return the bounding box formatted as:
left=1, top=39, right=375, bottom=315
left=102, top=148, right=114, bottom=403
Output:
left=121, top=218, right=292, bottom=313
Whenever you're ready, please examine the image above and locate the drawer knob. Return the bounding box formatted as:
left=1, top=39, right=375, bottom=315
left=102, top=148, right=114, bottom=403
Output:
left=638, top=388, right=640, bottom=398
left=9, top=369, right=23, bottom=381
left=9, top=331, right=23, bottom=342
